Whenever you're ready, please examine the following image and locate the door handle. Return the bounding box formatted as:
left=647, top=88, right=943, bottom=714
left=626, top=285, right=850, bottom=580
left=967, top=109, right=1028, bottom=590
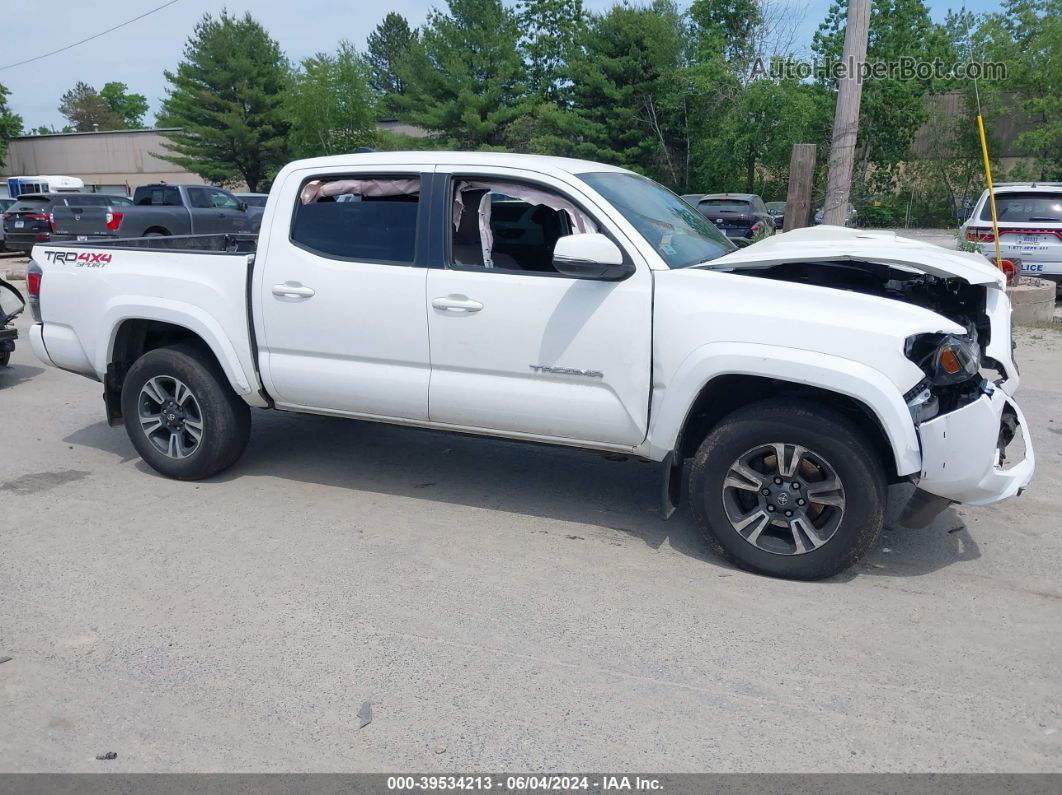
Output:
left=432, top=295, right=483, bottom=313
left=272, top=282, right=315, bottom=298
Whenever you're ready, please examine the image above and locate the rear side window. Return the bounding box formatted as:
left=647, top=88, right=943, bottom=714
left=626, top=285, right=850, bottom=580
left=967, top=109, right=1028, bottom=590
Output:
left=984, top=192, right=1062, bottom=223
left=133, top=186, right=182, bottom=206
left=291, top=176, right=420, bottom=264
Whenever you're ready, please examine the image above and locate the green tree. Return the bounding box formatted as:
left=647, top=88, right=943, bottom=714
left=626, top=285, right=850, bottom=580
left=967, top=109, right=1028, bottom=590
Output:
left=394, top=0, right=526, bottom=149
left=518, top=0, right=585, bottom=103
left=535, top=1, right=690, bottom=186
left=980, top=0, right=1061, bottom=178
left=0, top=83, right=23, bottom=168
left=100, top=81, right=149, bottom=128
left=288, top=42, right=378, bottom=158
left=59, top=81, right=126, bottom=132
left=813, top=0, right=938, bottom=187
left=159, top=11, right=290, bottom=191
left=705, top=79, right=830, bottom=192
left=688, top=0, right=763, bottom=66
left=367, top=12, right=417, bottom=110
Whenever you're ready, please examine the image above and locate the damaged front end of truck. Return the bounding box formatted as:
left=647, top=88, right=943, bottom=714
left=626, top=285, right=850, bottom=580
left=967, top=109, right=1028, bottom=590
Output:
left=707, top=226, right=1035, bottom=522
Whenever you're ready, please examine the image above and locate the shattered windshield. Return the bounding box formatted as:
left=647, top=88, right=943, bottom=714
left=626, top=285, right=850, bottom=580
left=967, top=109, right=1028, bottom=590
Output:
left=577, top=172, right=736, bottom=268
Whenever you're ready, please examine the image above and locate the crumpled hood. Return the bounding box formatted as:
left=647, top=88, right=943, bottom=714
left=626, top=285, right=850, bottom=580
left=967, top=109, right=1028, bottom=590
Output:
left=705, top=225, right=1005, bottom=287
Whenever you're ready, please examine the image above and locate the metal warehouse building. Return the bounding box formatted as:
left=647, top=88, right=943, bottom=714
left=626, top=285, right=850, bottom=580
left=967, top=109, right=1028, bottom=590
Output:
left=0, top=128, right=206, bottom=198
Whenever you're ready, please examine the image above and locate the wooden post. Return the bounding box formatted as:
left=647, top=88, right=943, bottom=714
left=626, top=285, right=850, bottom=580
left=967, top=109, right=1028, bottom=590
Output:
left=783, top=143, right=817, bottom=232
left=823, top=0, right=872, bottom=226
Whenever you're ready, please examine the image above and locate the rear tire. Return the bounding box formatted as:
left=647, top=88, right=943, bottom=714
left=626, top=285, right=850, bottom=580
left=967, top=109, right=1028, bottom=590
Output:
left=121, top=344, right=251, bottom=480
left=0, top=350, right=9, bottom=367
left=688, top=399, right=886, bottom=580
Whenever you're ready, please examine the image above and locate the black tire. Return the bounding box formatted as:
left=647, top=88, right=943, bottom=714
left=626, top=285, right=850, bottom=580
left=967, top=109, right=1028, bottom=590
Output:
left=121, top=343, right=251, bottom=480
left=688, top=399, right=886, bottom=580
left=0, top=350, right=9, bottom=367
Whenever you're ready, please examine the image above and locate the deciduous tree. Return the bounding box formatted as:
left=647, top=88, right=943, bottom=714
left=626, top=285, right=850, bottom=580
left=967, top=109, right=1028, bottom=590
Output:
left=288, top=42, right=378, bottom=158
left=0, top=83, right=23, bottom=167
left=100, top=82, right=149, bottom=128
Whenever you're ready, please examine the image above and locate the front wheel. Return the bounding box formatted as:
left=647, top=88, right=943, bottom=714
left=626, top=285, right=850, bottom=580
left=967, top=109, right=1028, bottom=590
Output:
left=688, top=399, right=886, bottom=580
left=121, top=344, right=251, bottom=480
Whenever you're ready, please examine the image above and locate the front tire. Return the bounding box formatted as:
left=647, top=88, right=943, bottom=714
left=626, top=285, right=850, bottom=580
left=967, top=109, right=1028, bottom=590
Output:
left=688, top=399, right=886, bottom=580
left=121, top=344, right=251, bottom=480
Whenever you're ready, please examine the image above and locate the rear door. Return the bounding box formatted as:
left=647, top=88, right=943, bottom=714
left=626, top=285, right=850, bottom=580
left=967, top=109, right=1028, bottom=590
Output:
left=255, top=165, right=432, bottom=420
left=424, top=167, right=653, bottom=447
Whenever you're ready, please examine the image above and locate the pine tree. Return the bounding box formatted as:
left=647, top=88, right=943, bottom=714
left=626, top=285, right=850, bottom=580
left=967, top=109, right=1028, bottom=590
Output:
left=394, top=0, right=525, bottom=149
left=158, top=11, right=290, bottom=191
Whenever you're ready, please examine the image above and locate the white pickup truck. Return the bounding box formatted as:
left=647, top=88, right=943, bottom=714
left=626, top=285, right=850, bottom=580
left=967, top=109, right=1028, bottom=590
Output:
left=26, top=152, right=1034, bottom=580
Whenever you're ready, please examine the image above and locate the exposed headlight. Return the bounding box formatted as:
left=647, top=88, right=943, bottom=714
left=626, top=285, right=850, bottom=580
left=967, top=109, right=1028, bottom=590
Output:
left=905, top=333, right=980, bottom=386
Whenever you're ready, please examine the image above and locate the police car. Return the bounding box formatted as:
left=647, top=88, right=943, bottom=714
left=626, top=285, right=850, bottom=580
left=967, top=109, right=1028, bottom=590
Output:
left=961, top=182, right=1062, bottom=287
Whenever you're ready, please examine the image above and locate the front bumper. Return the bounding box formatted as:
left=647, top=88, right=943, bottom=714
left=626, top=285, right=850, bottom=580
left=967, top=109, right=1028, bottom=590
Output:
left=915, top=385, right=1034, bottom=506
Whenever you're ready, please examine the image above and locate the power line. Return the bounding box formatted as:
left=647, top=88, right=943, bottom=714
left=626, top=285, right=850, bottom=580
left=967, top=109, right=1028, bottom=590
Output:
left=0, top=0, right=181, bottom=72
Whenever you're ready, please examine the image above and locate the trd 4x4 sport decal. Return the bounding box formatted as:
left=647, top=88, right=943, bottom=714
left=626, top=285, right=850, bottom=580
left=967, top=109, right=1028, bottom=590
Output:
left=43, top=250, right=112, bottom=267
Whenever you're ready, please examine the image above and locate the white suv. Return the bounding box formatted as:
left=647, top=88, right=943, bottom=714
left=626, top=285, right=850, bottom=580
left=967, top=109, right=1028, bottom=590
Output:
left=961, top=182, right=1062, bottom=285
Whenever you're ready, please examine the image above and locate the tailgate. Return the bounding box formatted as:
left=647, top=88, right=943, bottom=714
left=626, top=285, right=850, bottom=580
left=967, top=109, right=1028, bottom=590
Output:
left=51, top=205, right=113, bottom=238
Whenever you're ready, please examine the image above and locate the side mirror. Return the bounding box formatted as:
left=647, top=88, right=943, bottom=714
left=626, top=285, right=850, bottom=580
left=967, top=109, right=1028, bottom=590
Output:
left=237, top=200, right=248, bottom=212
left=552, top=233, right=634, bottom=281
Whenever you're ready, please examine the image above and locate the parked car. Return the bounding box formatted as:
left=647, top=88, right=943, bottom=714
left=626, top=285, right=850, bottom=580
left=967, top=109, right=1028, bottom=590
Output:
left=765, top=201, right=785, bottom=229
left=0, top=276, right=25, bottom=367
left=0, top=198, right=14, bottom=251
left=814, top=203, right=858, bottom=226
left=235, top=192, right=269, bottom=208
left=26, top=151, right=1033, bottom=581
left=1, top=193, right=130, bottom=254
left=681, top=193, right=705, bottom=205
left=50, top=184, right=262, bottom=243
left=692, top=193, right=775, bottom=240
left=960, top=182, right=1062, bottom=286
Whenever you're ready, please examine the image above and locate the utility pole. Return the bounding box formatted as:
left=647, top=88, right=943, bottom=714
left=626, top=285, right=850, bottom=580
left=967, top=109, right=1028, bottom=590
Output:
left=783, top=144, right=817, bottom=231
left=823, top=0, right=872, bottom=226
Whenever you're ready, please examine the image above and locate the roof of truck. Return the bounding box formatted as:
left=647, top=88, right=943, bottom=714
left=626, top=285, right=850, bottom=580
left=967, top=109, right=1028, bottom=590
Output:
left=283, top=151, right=635, bottom=177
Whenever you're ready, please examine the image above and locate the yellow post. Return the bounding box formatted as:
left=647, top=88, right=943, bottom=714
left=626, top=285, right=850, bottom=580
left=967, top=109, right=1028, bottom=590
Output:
left=977, top=114, right=1003, bottom=270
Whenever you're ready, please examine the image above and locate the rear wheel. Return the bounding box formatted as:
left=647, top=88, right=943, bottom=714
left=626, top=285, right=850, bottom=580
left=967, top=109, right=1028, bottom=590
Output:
left=121, top=344, right=250, bottom=480
left=0, top=351, right=9, bottom=367
left=688, top=399, right=886, bottom=580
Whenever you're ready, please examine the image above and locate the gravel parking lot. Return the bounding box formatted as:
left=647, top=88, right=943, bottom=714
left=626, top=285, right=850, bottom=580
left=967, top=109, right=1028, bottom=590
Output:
left=1, top=259, right=1061, bottom=773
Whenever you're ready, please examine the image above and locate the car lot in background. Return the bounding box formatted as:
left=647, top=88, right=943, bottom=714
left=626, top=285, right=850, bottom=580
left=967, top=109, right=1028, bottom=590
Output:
left=961, top=183, right=1062, bottom=286
left=1, top=193, right=130, bottom=254
left=691, top=193, right=775, bottom=239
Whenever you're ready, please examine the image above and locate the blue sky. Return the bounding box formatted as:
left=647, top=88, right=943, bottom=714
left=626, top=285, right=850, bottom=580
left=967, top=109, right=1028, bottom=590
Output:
left=1, top=0, right=1001, bottom=131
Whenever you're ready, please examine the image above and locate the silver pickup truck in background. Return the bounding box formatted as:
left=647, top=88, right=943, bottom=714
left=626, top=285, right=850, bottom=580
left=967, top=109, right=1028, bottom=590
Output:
left=50, top=183, right=264, bottom=242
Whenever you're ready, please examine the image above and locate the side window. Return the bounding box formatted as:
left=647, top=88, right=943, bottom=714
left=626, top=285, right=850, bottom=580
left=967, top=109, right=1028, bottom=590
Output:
left=187, top=188, right=212, bottom=209
left=208, top=188, right=239, bottom=209
left=449, top=179, right=597, bottom=274
left=291, top=176, right=421, bottom=264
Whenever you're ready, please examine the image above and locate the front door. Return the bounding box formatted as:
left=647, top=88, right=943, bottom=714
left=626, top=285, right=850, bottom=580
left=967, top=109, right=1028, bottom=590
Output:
left=188, top=187, right=248, bottom=234
left=256, top=167, right=431, bottom=420
left=425, top=169, right=653, bottom=447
